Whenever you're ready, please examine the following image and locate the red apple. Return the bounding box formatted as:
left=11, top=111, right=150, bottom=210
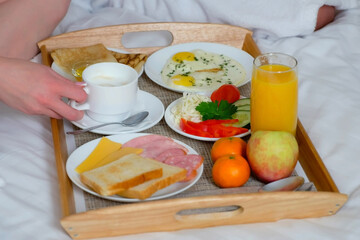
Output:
left=246, top=131, right=299, bottom=183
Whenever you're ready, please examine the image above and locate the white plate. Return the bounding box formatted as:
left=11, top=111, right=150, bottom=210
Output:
left=145, top=42, right=254, bottom=93
left=51, top=47, right=144, bottom=81
left=66, top=133, right=203, bottom=202
left=69, top=90, right=164, bottom=135
left=165, top=98, right=251, bottom=142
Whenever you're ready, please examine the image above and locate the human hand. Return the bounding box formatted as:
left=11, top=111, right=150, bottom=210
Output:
left=316, top=5, right=336, bottom=30
left=0, top=57, right=87, bottom=121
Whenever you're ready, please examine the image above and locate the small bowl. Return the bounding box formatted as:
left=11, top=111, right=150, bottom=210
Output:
left=71, top=61, right=100, bottom=81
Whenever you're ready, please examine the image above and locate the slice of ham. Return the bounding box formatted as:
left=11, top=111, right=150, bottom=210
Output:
left=164, top=154, right=203, bottom=181
left=123, top=134, right=203, bottom=182
left=155, top=148, right=187, bottom=162
left=123, top=134, right=171, bottom=148
left=140, top=139, right=188, bottom=159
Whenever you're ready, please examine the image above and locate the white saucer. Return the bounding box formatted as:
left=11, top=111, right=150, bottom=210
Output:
left=69, top=90, right=164, bottom=135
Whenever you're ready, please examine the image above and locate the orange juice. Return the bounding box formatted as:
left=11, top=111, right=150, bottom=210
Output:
left=251, top=63, right=298, bottom=135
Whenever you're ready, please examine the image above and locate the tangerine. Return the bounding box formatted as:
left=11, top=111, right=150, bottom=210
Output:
left=212, top=154, right=250, bottom=188
left=211, top=137, right=247, bottom=162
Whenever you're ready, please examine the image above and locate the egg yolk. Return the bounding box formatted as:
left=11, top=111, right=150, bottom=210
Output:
left=171, top=75, right=195, bottom=86
left=172, top=52, right=195, bottom=63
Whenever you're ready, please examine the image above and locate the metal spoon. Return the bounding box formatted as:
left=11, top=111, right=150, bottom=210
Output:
left=66, top=111, right=149, bottom=135
left=258, top=176, right=304, bottom=192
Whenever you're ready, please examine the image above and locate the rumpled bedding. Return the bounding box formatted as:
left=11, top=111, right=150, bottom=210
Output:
left=1, top=1, right=360, bottom=239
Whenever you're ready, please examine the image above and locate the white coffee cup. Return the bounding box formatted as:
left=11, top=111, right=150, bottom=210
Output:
left=71, top=62, right=139, bottom=123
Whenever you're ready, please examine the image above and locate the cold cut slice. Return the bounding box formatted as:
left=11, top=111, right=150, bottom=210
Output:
left=164, top=154, right=203, bottom=181
left=140, top=139, right=188, bottom=159
left=155, top=148, right=187, bottom=162
left=123, top=134, right=171, bottom=148
left=123, top=134, right=203, bottom=182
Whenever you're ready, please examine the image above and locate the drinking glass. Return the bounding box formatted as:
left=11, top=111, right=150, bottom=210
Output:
left=250, top=53, right=298, bottom=135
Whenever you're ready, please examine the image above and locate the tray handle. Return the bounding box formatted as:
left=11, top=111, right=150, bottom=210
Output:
left=38, top=22, right=256, bottom=55
left=61, top=191, right=347, bottom=239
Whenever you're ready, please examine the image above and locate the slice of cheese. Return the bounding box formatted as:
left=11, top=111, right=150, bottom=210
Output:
left=92, top=147, right=143, bottom=169
left=75, top=137, right=122, bottom=173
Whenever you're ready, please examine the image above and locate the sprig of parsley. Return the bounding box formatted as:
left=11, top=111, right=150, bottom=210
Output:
left=195, top=100, right=237, bottom=121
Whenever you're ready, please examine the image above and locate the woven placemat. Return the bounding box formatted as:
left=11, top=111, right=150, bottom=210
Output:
left=72, top=74, right=312, bottom=210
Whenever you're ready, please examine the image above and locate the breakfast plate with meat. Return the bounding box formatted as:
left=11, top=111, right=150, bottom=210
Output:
left=66, top=133, right=204, bottom=202
left=145, top=42, right=253, bottom=93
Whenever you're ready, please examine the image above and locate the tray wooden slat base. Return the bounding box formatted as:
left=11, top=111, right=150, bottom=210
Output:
left=38, top=22, right=347, bottom=239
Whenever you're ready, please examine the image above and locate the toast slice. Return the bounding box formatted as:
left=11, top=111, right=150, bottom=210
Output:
left=118, top=161, right=187, bottom=200
left=80, top=154, right=163, bottom=196
left=51, top=43, right=118, bottom=75
left=110, top=51, right=148, bottom=73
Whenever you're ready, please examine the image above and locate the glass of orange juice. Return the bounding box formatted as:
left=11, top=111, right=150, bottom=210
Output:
left=250, top=53, right=298, bottom=135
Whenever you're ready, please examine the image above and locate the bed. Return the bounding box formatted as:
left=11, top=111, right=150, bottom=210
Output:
left=1, top=1, right=360, bottom=239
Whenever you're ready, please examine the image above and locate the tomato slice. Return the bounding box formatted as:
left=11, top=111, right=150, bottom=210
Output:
left=180, top=119, right=212, bottom=137
left=215, top=124, right=248, bottom=137
left=207, top=124, right=245, bottom=137
left=185, top=120, right=208, bottom=132
left=210, top=84, right=241, bottom=104
left=180, top=118, right=248, bottom=138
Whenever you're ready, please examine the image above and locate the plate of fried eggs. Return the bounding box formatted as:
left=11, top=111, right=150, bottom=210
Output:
left=145, top=42, right=254, bottom=93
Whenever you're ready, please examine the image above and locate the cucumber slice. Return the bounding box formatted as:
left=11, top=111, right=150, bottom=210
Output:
left=231, top=110, right=250, bottom=128
left=233, top=98, right=250, bottom=107
left=236, top=104, right=250, bottom=111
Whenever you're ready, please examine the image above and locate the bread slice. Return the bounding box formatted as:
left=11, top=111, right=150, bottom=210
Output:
left=118, top=161, right=187, bottom=200
left=110, top=51, right=148, bottom=73
left=51, top=43, right=118, bottom=75
left=80, top=154, right=163, bottom=196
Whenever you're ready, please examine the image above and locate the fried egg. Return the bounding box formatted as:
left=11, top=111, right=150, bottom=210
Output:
left=161, top=49, right=246, bottom=92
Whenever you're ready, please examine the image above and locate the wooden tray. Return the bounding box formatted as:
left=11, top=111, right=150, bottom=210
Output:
left=38, top=23, right=348, bottom=240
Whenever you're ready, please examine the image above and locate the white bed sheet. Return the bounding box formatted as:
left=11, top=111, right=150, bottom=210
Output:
left=1, top=2, right=360, bottom=240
